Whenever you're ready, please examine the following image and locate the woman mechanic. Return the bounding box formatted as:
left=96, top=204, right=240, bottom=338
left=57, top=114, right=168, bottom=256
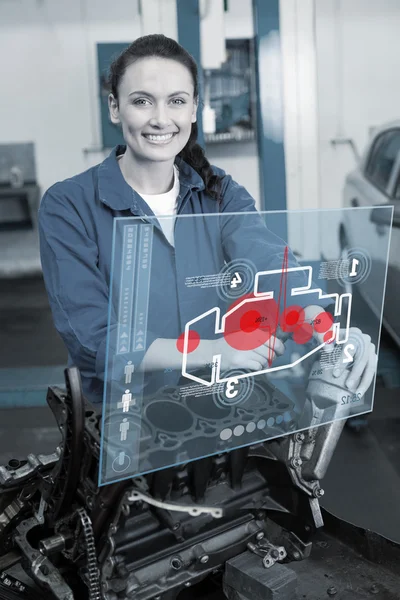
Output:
left=38, top=34, right=377, bottom=408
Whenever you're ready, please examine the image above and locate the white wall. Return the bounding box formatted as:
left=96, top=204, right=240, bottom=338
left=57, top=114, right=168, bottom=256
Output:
left=224, top=0, right=254, bottom=39
left=0, top=0, right=260, bottom=204
left=0, top=0, right=145, bottom=195
left=316, top=0, right=400, bottom=258
left=279, top=0, right=400, bottom=259
left=317, top=0, right=400, bottom=207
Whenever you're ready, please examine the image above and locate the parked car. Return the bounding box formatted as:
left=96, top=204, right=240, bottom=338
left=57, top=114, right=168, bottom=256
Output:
left=341, top=120, right=400, bottom=347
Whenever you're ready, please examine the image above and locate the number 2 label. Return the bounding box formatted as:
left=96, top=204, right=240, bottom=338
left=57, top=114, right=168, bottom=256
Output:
left=343, top=343, right=355, bottom=363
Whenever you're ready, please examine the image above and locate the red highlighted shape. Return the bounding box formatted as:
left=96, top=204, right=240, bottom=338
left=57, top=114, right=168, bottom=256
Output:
left=313, top=311, right=334, bottom=334
left=280, top=305, right=305, bottom=333
left=293, top=322, right=314, bottom=345
left=323, top=329, right=335, bottom=343
left=240, top=309, right=262, bottom=333
left=224, top=293, right=279, bottom=351
left=177, top=330, right=200, bottom=354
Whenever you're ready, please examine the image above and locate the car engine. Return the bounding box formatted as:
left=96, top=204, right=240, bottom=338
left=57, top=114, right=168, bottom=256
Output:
left=1, top=363, right=400, bottom=600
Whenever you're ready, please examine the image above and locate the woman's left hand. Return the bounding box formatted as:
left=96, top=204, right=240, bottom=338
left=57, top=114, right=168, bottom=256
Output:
left=314, top=326, right=378, bottom=397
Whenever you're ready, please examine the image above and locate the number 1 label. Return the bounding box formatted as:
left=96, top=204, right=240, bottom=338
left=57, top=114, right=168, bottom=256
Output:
left=349, top=258, right=359, bottom=277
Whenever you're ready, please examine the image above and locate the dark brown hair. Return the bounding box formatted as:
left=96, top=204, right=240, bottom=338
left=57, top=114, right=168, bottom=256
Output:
left=107, top=34, right=225, bottom=202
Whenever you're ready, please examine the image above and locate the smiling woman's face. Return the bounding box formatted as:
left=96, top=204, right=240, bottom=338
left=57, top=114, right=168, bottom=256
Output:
left=109, top=57, right=198, bottom=164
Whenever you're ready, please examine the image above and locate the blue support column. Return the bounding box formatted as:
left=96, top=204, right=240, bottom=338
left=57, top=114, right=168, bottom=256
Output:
left=252, top=0, right=287, bottom=239
left=177, top=0, right=205, bottom=148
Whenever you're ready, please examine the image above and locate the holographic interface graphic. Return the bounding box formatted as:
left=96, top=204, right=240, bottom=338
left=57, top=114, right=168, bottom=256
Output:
left=99, top=206, right=393, bottom=486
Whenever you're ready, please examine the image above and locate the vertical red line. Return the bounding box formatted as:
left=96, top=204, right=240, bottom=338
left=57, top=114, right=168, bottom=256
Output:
left=268, top=246, right=289, bottom=366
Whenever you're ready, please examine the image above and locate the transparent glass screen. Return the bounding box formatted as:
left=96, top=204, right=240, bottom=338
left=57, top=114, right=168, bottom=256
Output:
left=98, top=206, right=392, bottom=486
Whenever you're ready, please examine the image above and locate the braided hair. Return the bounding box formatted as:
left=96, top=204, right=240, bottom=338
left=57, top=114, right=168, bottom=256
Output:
left=107, top=34, right=225, bottom=203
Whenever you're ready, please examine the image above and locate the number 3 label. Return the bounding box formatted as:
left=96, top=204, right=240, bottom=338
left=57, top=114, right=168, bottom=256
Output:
left=226, top=378, right=239, bottom=398
left=343, top=343, right=355, bottom=364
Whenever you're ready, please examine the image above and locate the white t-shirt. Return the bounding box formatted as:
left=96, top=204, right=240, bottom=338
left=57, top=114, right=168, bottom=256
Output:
left=139, top=164, right=180, bottom=247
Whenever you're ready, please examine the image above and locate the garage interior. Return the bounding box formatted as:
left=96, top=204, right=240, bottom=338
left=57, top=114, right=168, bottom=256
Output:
left=1, top=0, right=400, bottom=598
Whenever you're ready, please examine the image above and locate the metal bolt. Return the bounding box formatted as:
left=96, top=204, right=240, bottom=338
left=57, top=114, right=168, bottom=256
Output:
left=291, top=457, right=302, bottom=469
left=171, top=557, right=182, bottom=570
left=295, top=432, right=305, bottom=442
left=369, top=584, right=379, bottom=595
left=256, top=532, right=264, bottom=540
left=173, top=522, right=181, bottom=530
left=200, top=555, right=209, bottom=564
left=264, top=558, right=272, bottom=567
left=292, top=551, right=301, bottom=560
left=185, top=582, right=191, bottom=587
left=314, top=487, right=325, bottom=498
left=327, top=587, right=337, bottom=596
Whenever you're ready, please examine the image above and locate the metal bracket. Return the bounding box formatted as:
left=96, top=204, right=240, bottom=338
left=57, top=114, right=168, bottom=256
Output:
left=13, top=517, right=74, bottom=600
left=247, top=539, right=286, bottom=568
left=127, top=489, right=223, bottom=519
left=34, top=496, right=47, bottom=525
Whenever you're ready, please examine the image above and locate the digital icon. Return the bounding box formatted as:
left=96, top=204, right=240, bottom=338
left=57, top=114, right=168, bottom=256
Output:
left=217, top=259, right=257, bottom=301
left=343, top=344, right=355, bottom=363
left=226, top=378, right=239, bottom=399
left=135, top=330, right=145, bottom=350
left=124, top=361, right=135, bottom=384
left=230, top=272, right=243, bottom=288
left=120, top=418, right=130, bottom=441
left=349, top=258, right=359, bottom=277
left=111, top=451, right=131, bottom=473
left=119, top=330, right=129, bottom=353
left=182, top=261, right=352, bottom=387
left=213, top=368, right=255, bottom=407
left=118, top=390, right=135, bottom=412
left=337, top=248, right=372, bottom=289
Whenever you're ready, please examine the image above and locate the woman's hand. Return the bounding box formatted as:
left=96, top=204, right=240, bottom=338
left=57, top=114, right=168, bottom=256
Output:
left=214, top=335, right=285, bottom=373
left=314, top=326, right=378, bottom=397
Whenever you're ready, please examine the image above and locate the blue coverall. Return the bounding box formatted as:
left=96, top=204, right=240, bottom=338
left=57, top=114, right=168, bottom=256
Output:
left=38, top=145, right=332, bottom=405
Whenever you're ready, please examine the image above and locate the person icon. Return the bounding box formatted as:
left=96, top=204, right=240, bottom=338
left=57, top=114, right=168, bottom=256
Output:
left=117, top=390, right=135, bottom=412
left=124, top=361, right=135, bottom=384
left=120, top=418, right=130, bottom=441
